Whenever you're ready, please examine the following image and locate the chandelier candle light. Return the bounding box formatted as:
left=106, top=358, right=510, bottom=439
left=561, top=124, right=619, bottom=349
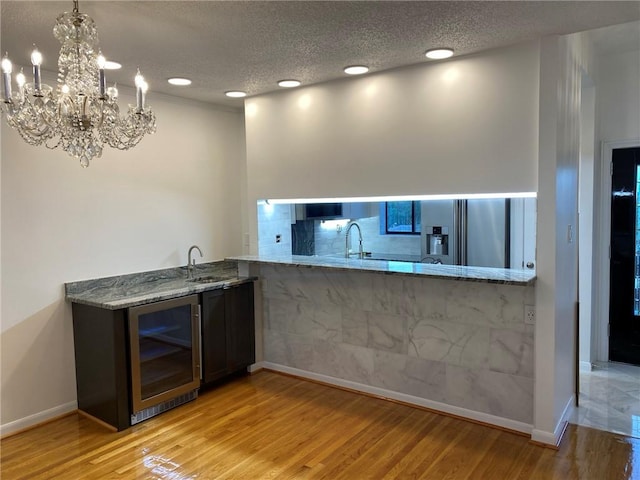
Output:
left=1, top=0, right=156, bottom=167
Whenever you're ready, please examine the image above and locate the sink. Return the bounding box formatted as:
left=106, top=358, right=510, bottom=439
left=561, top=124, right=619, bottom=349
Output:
left=187, top=276, right=231, bottom=284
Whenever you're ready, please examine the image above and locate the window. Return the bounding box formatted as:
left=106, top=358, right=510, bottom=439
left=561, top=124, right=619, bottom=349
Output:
left=385, top=201, right=421, bottom=234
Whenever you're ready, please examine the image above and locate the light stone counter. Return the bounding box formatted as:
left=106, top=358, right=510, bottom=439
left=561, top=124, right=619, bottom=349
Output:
left=65, top=260, right=255, bottom=310
left=233, top=254, right=536, bottom=434
left=229, top=254, right=536, bottom=285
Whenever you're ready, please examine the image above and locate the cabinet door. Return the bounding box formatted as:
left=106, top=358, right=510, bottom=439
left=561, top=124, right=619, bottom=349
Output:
left=226, top=283, right=255, bottom=371
left=343, top=202, right=368, bottom=220
left=201, top=289, right=228, bottom=383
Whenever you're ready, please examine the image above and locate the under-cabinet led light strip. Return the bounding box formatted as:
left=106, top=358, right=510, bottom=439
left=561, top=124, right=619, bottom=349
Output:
left=260, top=192, right=537, bottom=205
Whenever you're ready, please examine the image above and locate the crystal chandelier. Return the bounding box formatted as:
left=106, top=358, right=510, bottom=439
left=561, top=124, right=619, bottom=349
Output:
left=1, top=0, right=156, bottom=167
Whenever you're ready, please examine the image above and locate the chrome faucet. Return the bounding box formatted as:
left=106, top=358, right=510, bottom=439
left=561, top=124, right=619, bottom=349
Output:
left=187, top=245, right=203, bottom=278
left=345, top=222, right=364, bottom=259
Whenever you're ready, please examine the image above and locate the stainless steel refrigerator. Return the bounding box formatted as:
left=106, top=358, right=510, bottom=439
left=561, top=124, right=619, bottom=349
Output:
left=420, top=199, right=509, bottom=268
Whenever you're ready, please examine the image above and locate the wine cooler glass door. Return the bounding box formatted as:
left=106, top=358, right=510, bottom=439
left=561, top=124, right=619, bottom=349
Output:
left=129, top=295, right=200, bottom=414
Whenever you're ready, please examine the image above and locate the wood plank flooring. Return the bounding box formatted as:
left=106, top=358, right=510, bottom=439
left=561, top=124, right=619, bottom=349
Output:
left=2, top=371, right=638, bottom=479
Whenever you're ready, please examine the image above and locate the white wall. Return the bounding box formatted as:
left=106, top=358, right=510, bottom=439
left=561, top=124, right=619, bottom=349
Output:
left=533, top=33, right=592, bottom=445
left=245, top=41, right=540, bottom=254
left=597, top=49, right=640, bottom=142
left=246, top=40, right=540, bottom=199
left=0, top=89, right=245, bottom=433
left=579, top=83, right=596, bottom=366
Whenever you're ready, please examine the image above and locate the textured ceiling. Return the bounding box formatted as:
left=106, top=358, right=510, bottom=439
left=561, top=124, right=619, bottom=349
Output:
left=1, top=1, right=639, bottom=109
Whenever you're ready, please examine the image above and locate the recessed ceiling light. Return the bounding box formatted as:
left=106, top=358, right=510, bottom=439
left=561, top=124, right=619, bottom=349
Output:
left=104, top=61, right=121, bottom=70
left=425, top=48, right=454, bottom=60
left=168, top=77, right=192, bottom=86
left=278, top=79, right=301, bottom=88
left=225, top=90, right=247, bottom=98
left=344, top=65, right=369, bottom=75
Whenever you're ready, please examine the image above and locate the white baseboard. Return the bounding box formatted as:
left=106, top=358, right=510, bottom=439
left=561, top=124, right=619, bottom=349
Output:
left=579, top=361, right=593, bottom=372
left=530, top=428, right=558, bottom=446
left=248, top=361, right=265, bottom=373
left=531, top=395, right=575, bottom=447
left=559, top=394, right=575, bottom=424
left=263, top=362, right=533, bottom=435
left=1, top=401, right=77, bottom=437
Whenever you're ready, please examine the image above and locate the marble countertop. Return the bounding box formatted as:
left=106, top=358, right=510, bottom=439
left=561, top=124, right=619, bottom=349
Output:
left=229, top=254, right=536, bottom=286
left=65, top=261, right=256, bottom=310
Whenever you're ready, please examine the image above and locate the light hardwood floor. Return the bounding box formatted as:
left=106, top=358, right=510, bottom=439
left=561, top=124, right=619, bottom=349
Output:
left=2, top=371, right=638, bottom=479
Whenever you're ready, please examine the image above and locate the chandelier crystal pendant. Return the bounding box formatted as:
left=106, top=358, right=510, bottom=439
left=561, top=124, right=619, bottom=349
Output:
left=0, top=0, right=156, bottom=167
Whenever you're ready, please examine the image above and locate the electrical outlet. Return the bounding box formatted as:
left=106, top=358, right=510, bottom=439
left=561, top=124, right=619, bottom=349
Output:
left=275, top=234, right=282, bottom=243
left=524, top=305, right=535, bottom=325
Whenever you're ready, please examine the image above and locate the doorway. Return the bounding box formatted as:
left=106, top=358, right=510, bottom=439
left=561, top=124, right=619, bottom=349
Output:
left=571, top=141, right=640, bottom=439
left=610, top=147, right=640, bottom=365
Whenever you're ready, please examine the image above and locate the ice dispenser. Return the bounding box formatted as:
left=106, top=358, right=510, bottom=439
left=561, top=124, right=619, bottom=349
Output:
left=426, top=226, right=449, bottom=256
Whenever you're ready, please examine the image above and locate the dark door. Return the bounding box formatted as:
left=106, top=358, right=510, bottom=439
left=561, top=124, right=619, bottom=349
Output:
left=201, top=289, right=228, bottom=383
left=610, top=147, right=640, bottom=365
left=227, top=283, right=255, bottom=371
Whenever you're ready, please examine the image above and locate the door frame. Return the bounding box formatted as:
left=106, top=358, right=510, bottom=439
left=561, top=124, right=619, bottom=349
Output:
left=595, top=139, right=640, bottom=362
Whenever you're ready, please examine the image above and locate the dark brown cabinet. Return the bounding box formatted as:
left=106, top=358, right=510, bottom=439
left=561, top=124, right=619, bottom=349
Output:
left=72, top=295, right=201, bottom=431
left=72, top=304, right=131, bottom=431
left=201, top=282, right=255, bottom=384
left=71, top=281, right=255, bottom=430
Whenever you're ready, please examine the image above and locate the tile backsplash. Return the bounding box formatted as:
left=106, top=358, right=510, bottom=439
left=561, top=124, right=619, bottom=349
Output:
left=314, top=216, right=421, bottom=258
left=257, top=203, right=293, bottom=256
left=257, top=201, right=421, bottom=259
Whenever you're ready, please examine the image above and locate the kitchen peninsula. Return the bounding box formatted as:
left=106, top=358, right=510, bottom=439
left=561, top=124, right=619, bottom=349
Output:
left=232, top=254, right=536, bottom=434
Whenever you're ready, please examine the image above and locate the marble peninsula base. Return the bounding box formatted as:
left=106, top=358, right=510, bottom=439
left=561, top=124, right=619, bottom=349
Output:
left=240, top=260, right=535, bottom=434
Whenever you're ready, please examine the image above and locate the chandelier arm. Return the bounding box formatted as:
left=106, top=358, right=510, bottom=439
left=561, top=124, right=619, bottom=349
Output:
left=8, top=121, right=54, bottom=146
left=101, top=112, right=156, bottom=150
left=5, top=97, right=57, bottom=145
left=95, top=99, right=106, bottom=130
left=3, top=100, right=15, bottom=115
left=81, top=95, right=88, bottom=119
left=42, top=98, right=60, bottom=126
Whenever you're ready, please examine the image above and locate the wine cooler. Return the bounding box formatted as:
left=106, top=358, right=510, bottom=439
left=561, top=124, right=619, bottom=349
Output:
left=128, top=294, right=200, bottom=424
